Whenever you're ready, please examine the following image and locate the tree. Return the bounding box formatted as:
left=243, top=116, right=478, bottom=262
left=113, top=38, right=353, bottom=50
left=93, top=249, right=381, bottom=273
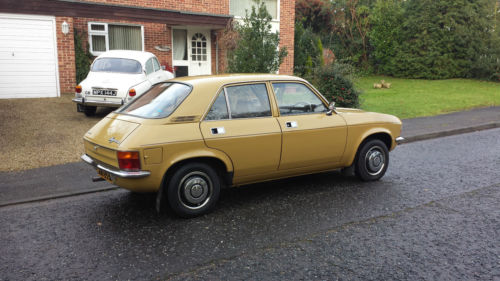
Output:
left=391, top=0, right=499, bottom=79
left=295, top=0, right=333, bottom=34
left=294, top=22, right=324, bottom=78
left=325, top=0, right=372, bottom=68
left=227, top=0, right=288, bottom=73
left=369, top=0, right=404, bottom=74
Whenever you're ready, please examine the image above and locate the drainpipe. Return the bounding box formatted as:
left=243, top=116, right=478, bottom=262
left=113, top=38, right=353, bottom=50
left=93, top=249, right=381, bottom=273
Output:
left=215, top=31, right=219, bottom=74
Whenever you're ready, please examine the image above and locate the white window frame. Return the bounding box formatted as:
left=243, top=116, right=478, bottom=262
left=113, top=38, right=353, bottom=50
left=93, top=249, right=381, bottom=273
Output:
left=88, top=22, right=145, bottom=56
left=230, top=0, right=280, bottom=21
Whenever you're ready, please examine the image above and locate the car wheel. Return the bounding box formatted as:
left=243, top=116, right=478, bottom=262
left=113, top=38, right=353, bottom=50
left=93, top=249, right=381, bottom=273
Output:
left=167, top=162, right=221, bottom=218
left=83, top=105, right=97, bottom=117
left=355, top=139, right=389, bottom=181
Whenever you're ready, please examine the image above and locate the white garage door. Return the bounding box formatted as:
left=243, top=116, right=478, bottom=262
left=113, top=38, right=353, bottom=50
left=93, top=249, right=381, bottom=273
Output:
left=0, top=13, right=60, bottom=98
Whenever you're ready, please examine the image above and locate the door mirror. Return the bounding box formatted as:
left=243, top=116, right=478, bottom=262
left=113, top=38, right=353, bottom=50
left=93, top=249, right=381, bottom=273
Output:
left=161, top=65, right=166, bottom=70
left=326, top=101, right=337, bottom=115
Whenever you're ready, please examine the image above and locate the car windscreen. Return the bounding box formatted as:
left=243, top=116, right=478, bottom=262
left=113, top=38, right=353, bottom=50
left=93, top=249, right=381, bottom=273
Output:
left=117, top=83, right=192, bottom=118
left=91, top=58, right=142, bottom=74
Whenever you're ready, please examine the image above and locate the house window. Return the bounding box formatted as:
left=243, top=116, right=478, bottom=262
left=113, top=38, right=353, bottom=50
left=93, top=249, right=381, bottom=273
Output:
left=88, top=22, right=144, bottom=55
left=230, top=0, right=278, bottom=20
left=173, top=29, right=187, bottom=61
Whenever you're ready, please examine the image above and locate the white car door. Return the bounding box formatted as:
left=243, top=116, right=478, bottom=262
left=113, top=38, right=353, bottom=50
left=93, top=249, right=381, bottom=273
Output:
left=146, top=58, right=162, bottom=85
left=147, top=57, right=173, bottom=84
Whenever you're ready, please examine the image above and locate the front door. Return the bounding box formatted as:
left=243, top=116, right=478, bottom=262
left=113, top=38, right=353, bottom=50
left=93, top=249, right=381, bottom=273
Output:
left=187, top=30, right=211, bottom=76
left=271, top=82, right=348, bottom=170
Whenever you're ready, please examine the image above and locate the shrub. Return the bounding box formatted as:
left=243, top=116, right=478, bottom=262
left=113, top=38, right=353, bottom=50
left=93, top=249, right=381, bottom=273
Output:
left=74, top=28, right=93, bottom=84
left=313, top=63, right=360, bottom=108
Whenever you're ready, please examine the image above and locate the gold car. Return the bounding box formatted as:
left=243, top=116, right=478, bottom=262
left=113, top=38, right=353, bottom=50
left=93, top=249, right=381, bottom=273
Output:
left=81, top=74, right=403, bottom=217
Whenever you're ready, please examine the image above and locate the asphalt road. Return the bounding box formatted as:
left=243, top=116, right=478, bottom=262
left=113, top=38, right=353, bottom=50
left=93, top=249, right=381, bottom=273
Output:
left=1, top=128, right=499, bottom=280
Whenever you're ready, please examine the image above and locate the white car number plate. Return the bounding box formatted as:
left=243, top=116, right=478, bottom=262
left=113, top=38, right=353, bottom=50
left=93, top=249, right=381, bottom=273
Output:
left=92, top=89, right=117, bottom=96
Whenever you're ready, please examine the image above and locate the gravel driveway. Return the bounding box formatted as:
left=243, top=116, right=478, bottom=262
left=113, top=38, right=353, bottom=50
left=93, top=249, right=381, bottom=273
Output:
left=0, top=94, right=111, bottom=171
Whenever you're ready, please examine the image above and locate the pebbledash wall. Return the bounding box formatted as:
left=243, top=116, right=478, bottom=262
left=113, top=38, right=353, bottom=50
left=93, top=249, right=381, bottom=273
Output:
left=54, top=0, right=295, bottom=94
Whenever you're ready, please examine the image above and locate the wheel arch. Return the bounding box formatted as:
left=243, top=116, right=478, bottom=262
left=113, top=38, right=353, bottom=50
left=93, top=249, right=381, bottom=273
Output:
left=345, top=128, right=394, bottom=167
left=155, top=151, right=233, bottom=213
left=162, top=156, right=233, bottom=188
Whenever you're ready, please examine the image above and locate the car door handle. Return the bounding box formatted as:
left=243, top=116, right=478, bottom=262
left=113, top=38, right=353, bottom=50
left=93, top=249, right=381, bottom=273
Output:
left=211, top=127, right=226, bottom=135
left=285, top=121, right=298, bottom=128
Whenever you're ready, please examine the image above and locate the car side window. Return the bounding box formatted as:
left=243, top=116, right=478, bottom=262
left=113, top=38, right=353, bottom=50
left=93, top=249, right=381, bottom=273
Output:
left=152, top=57, right=161, bottom=72
left=205, top=83, right=272, bottom=120
left=205, top=91, right=229, bottom=120
left=272, top=83, right=327, bottom=115
left=145, top=58, right=154, bottom=75
left=225, top=84, right=272, bottom=119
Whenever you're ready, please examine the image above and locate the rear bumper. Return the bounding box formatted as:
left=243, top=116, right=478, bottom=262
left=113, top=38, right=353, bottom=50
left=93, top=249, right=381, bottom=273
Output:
left=81, top=154, right=150, bottom=179
left=73, top=97, right=124, bottom=108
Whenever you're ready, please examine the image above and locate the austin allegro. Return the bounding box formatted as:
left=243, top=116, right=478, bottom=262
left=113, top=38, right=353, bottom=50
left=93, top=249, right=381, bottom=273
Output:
left=81, top=74, right=403, bottom=217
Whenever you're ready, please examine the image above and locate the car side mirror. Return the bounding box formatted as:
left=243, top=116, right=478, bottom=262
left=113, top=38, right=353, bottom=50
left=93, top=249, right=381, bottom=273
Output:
left=326, top=101, right=337, bottom=115
left=161, top=65, right=166, bottom=70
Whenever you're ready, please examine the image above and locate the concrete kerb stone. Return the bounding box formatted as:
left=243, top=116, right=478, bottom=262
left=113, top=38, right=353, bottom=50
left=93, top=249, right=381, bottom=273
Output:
left=400, top=122, right=500, bottom=144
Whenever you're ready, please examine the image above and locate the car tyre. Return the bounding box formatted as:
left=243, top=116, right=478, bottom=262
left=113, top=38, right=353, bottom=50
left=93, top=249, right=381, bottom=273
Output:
left=355, top=139, right=389, bottom=181
left=83, top=105, right=97, bottom=117
left=167, top=162, right=221, bottom=218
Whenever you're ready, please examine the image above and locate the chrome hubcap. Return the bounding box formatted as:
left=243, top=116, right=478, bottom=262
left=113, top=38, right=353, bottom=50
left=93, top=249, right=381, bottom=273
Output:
left=179, top=171, right=212, bottom=210
left=365, top=146, right=385, bottom=176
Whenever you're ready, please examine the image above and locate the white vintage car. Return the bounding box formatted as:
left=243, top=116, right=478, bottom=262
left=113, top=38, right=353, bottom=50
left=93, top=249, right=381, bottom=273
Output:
left=73, top=50, right=174, bottom=116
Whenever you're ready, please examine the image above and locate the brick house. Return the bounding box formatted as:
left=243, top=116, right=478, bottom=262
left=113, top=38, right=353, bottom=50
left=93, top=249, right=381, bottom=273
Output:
left=0, top=0, right=295, bottom=98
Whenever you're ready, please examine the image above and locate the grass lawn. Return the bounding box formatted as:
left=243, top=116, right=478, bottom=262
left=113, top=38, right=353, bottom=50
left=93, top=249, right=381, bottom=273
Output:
left=356, top=75, right=500, bottom=119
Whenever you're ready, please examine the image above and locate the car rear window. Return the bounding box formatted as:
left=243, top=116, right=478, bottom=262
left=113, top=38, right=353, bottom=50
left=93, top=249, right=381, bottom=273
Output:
left=117, top=83, right=192, bottom=118
left=91, top=58, right=142, bottom=74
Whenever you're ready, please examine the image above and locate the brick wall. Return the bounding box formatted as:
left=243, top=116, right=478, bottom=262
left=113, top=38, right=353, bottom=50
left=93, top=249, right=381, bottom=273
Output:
left=73, top=18, right=174, bottom=76
left=56, top=17, right=76, bottom=93
left=76, top=18, right=172, bottom=67
left=278, top=0, right=295, bottom=75
left=213, top=30, right=228, bottom=74
left=54, top=0, right=294, bottom=93
left=81, top=0, right=229, bottom=15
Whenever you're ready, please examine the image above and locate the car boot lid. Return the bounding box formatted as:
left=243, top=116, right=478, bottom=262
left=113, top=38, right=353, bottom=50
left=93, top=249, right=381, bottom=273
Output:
left=84, top=115, right=140, bottom=149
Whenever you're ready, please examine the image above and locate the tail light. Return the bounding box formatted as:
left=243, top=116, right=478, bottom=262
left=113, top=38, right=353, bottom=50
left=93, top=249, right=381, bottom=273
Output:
left=128, top=88, right=136, bottom=97
left=117, top=151, right=141, bottom=171
left=75, top=85, right=82, bottom=93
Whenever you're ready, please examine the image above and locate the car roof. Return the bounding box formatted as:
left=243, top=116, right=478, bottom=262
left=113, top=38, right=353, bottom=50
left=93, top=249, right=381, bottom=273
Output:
left=96, top=50, right=155, bottom=65
left=170, top=74, right=306, bottom=88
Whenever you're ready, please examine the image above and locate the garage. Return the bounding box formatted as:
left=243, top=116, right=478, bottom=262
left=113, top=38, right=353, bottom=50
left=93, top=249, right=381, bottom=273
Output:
left=0, top=13, right=60, bottom=98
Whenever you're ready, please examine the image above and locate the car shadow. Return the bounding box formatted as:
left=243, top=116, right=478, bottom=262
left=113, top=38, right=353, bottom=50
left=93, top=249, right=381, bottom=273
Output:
left=93, top=170, right=370, bottom=221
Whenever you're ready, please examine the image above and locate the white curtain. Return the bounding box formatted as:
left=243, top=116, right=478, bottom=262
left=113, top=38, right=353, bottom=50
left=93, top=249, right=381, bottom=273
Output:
left=173, top=30, right=187, bottom=61
left=230, top=0, right=277, bottom=19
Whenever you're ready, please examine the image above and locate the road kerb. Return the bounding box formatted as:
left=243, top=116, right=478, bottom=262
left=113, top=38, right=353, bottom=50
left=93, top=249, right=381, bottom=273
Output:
left=0, top=186, right=118, bottom=208
left=401, top=122, right=500, bottom=144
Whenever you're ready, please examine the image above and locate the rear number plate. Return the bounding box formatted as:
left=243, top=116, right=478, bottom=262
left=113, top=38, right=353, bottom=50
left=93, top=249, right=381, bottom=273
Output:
left=97, top=168, right=113, bottom=183
left=92, top=89, right=117, bottom=96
